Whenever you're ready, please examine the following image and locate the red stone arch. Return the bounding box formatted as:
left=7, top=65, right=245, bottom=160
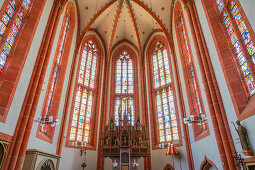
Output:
left=164, top=163, right=175, bottom=170
left=200, top=156, right=218, bottom=170
left=65, top=34, right=104, bottom=150
left=36, top=1, right=76, bottom=143
left=146, top=35, right=182, bottom=149
left=174, top=1, right=210, bottom=141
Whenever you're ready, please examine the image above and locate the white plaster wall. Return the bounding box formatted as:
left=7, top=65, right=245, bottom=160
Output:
left=0, top=0, right=4, bottom=9
left=195, top=0, right=255, bottom=162
left=239, top=0, right=255, bottom=30
left=27, top=0, right=78, bottom=155
left=0, top=0, right=53, bottom=136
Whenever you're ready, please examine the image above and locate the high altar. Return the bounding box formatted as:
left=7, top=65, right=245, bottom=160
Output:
left=100, top=112, right=149, bottom=170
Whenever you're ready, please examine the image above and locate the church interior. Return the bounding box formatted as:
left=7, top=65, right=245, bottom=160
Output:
left=0, top=0, right=255, bottom=169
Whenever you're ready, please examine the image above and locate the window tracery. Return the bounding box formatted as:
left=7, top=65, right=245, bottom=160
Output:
left=114, top=51, right=135, bottom=126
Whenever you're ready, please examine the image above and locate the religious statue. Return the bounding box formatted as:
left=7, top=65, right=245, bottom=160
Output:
left=233, top=120, right=252, bottom=151
left=110, top=116, right=114, bottom=131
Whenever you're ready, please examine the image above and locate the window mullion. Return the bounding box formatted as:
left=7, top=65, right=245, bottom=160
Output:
left=156, top=50, right=161, bottom=87
left=87, top=50, right=94, bottom=87
left=82, top=48, right=89, bottom=86
left=82, top=89, right=89, bottom=142
left=75, top=86, right=83, bottom=142
left=165, top=86, right=173, bottom=142
left=159, top=90, right=166, bottom=143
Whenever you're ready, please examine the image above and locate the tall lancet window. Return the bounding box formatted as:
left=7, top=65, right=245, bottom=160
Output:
left=40, top=14, right=70, bottom=133
left=0, top=0, right=32, bottom=72
left=114, top=51, right=135, bottom=126
left=151, top=41, right=179, bottom=143
left=175, top=4, right=208, bottom=139
left=69, top=40, right=99, bottom=144
left=37, top=4, right=75, bottom=143
left=215, top=0, right=255, bottom=95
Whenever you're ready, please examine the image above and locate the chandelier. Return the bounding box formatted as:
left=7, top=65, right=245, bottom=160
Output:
left=34, top=115, right=59, bottom=127
left=183, top=113, right=207, bottom=125
left=72, top=141, right=88, bottom=170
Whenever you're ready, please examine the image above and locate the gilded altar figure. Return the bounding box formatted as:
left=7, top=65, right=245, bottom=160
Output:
left=233, top=120, right=252, bottom=151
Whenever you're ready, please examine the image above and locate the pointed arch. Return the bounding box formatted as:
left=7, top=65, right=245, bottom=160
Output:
left=164, top=164, right=175, bottom=170
left=66, top=35, right=104, bottom=150
left=146, top=35, right=182, bottom=149
left=36, top=1, right=76, bottom=143
left=174, top=1, right=209, bottom=141
left=110, top=44, right=139, bottom=126
left=200, top=156, right=218, bottom=170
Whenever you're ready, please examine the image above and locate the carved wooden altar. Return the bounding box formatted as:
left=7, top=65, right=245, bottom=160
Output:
left=101, top=115, right=149, bottom=169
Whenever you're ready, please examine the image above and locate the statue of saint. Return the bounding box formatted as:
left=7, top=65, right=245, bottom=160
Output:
left=233, top=120, right=252, bottom=151
left=110, top=116, right=114, bottom=131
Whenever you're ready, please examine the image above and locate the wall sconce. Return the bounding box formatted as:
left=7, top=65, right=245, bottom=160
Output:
left=183, top=114, right=207, bottom=125
left=34, top=116, right=59, bottom=127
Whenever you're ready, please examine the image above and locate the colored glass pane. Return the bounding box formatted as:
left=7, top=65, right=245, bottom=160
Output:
left=153, top=42, right=178, bottom=143
left=231, top=1, right=255, bottom=65
left=0, top=0, right=15, bottom=39
left=216, top=0, right=224, bottom=11
left=41, top=17, right=69, bottom=131
left=22, top=0, right=31, bottom=10
left=69, top=40, right=98, bottom=143
left=114, top=51, right=134, bottom=125
left=152, top=42, right=171, bottom=88
left=223, top=12, right=255, bottom=94
left=0, top=12, right=22, bottom=71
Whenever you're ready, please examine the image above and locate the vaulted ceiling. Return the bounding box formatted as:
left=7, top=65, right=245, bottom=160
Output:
left=77, top=0, right=172, bottom=54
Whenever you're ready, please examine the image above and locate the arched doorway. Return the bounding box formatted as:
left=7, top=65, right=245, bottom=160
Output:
left=164, top=164, right=175, bottom=170
left=200, top=157, right=218, bottom=170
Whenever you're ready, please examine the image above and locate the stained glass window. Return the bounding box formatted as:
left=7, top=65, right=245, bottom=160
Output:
left=177, top=12, right=207, bottom=132
left=151, top=41, right=179, bottom=143
left=216, top=0, right=224, bottom=11
left=0, top=0, right=31, bottom=72
left=69, top=40, right=98, bottom=143
left=40, top=16, right=70, bottom=132
left=216, top=1, right=255, bottom=95
left=0, top=0, right=15, bottom=40
left=114, top=51, right=135, bottom=126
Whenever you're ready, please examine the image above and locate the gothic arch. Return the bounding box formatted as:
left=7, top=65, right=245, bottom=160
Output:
left=66, top=35, right=104, bottom=150
left=146, top=35, right=182, bottom=149
left=109, top=44, right=139, bottom=125
left=164, top=163, right=175, bottom=170
left=200, top=156, right=218, bottom=170
left=36, top=159, right=55, bottom=170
